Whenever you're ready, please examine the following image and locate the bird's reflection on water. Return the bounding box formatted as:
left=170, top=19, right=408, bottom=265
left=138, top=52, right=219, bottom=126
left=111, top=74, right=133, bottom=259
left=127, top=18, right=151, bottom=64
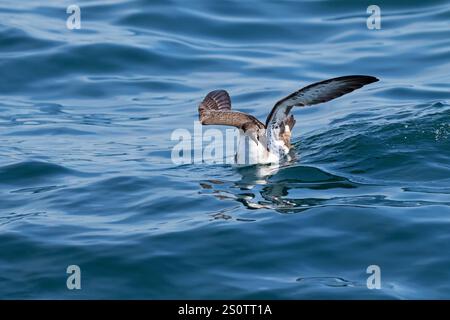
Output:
left=199, top=157, right=359, bottom=214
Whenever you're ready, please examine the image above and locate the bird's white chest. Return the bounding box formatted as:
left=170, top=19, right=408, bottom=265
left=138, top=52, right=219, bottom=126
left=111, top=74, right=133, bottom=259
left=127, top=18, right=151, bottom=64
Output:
left=235, top=131, right=281, bottom=165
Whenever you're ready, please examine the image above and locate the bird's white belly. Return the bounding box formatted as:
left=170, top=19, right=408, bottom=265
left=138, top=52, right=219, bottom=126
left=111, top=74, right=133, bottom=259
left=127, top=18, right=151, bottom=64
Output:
left=235, top=132, right=279, bottom=165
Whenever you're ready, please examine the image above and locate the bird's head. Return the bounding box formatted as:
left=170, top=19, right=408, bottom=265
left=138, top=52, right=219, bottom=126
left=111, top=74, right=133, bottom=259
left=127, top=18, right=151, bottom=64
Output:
left=241, top=122, right=265, bottom=146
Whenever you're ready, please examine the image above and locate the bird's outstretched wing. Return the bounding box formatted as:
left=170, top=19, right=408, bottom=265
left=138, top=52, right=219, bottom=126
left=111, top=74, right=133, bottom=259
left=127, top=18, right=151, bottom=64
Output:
left=199, top=90, right=264, bottom=130
left=265, top=75, right=379, bottom=128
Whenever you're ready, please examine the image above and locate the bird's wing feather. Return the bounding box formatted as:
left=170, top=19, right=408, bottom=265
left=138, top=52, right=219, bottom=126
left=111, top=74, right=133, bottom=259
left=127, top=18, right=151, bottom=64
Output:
left=198, top=90, right=232, bottom=113
left=199, top=90, right=264, bottom=129
left=265, top=75, right=379, bottom=128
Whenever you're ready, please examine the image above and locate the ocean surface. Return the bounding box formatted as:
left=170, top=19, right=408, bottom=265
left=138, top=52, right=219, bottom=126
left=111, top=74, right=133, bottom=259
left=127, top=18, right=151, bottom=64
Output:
left=0, top=0, right=449, bottom=299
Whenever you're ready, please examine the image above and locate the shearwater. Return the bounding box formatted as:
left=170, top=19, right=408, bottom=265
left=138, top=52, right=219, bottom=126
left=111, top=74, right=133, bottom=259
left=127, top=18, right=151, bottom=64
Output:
left=198, top=75, right=378, bottom=165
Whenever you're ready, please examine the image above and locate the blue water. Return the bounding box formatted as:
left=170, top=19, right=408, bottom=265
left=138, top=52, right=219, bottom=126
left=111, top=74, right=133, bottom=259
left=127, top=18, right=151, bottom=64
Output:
left=1, top=0, right=449, bottom=299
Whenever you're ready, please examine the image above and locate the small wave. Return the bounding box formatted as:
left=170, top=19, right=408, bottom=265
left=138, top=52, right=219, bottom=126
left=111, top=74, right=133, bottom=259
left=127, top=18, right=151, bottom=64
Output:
left=296, top=276, right=358, bottom=288
left=301, top=102, right=450, bottom=185
left=0, top=161, right=84, bottom=185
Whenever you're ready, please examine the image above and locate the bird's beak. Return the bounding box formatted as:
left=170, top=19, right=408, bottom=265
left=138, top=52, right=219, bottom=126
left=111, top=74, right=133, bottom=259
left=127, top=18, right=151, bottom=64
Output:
left=250, top=135, right=259, bottom=146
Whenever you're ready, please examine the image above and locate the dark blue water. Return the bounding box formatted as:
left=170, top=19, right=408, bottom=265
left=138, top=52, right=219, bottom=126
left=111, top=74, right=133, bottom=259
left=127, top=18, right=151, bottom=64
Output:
left=1, top=0, right=449, bottom=299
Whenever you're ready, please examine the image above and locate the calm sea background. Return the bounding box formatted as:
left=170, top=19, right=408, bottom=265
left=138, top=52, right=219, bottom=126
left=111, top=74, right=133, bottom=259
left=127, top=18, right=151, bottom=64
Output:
left=0, top=0, right=449, bottom=299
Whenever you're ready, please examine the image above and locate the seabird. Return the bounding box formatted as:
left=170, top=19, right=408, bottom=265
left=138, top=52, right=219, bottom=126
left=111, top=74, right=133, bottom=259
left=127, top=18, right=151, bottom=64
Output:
left=198, top=75, right=378, bottom=165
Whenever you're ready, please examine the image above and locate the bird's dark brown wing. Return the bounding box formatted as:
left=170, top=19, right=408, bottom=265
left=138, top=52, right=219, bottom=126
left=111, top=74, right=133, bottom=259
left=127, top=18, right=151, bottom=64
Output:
left=265, top=75, right=379, bottom=128
left=199, top=90, right=264, bottom=129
